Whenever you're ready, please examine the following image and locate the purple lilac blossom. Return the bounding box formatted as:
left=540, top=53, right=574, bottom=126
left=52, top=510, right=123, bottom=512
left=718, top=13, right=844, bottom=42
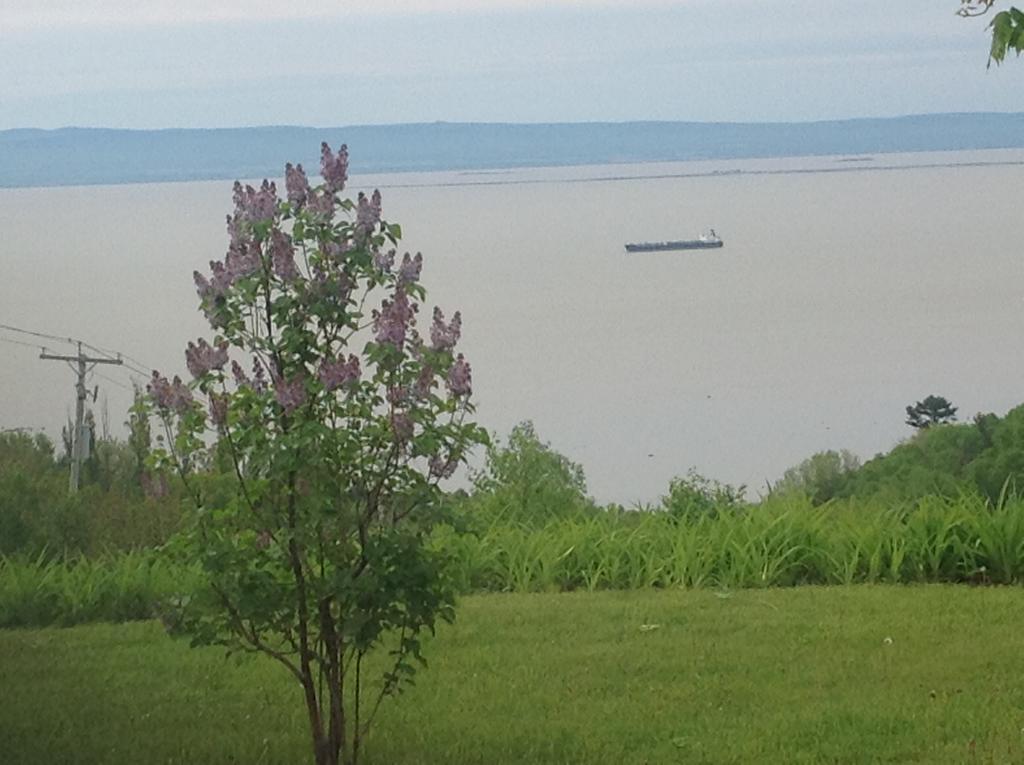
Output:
left=226, top=214, right=245, bottom=248
left=147, top=372, right=173, bottom=408
left=413, top=365, right=435, bottom=399
left=373, top=249, right=396, bottom=273
left=195, top=238, right=258, bottom=323
left=318, top=354, right=361, bottom=391
left=270, top=229, right=299, bottom=282
left=310, top=261, right=328, bottom=283
left=447, top=354, right=472, bottom=397
left=285, top=162, right=310, bottom=206
left=231, top=360, right=249, bottom=387
left=372, top=288, right=417, bottom=348
left=193, top=271, right=214, bottom=301
left=274, top=374, right=307, bottom=414
left=185, top=338, right=229, bottom=379
left=252, top=358, right=268, bottom=393
left=397, top=252, right=423, bottom=285
left=320, top=142, right=349, bottom=193
left=306, top=188, right=336, bottom=220
left=310, top=267, right=354, bottom=304
left=323, top=240, right=350, bottom=263
left=387, top=385, right=409, bottom=405
left=390, top=412, right=414, bottom=444
left=225, top=240, right=261, bottom=282
left=233, top=180, right=278, bottom=225
left=194, top=261, right=232, bottom=303
left=429, top=453, right=459, bottom=479
left=430, top=307, right=462, bottom=352
left=148, top=372, right=193, bottom=414
left=355, top=190, right=382, bottom=236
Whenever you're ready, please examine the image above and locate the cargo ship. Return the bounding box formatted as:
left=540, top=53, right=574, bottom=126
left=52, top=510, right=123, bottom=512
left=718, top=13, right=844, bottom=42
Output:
left=624, top=229, right=723, bottom=253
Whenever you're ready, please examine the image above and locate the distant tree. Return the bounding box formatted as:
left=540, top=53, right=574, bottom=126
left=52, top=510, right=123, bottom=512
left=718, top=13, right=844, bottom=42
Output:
left=775, top=449, right=861, bottom=505
left=661, top=469, right=746, bottom=522
left=470, top=421, right=592, bottom=525
left=906, top=395, right=959, bottom=430
left=958, top=1, right=1024, bottom=66
left=126, top=384, right=152, bottom=482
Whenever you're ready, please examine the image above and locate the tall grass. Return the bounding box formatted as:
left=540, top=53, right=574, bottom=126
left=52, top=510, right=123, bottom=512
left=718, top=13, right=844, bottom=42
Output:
left=0, top=551, right=199, bottom=628
left=438, top=493, right=1024, bottom=592
left=4, top=494, right=1024, bottom=628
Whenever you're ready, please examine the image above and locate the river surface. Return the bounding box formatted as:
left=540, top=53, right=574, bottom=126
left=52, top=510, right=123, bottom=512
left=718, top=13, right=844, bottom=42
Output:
left=2, top=149, right=1023, bottom=503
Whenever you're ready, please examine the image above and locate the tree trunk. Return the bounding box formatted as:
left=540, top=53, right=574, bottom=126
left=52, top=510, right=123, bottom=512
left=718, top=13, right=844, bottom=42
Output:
left=321, top=600, right=347, bottom=765
left=302, top=674, right=331, bottom=765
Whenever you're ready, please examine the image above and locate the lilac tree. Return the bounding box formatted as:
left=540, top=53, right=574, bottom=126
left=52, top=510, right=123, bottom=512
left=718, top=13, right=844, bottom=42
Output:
left=147, top=144, right=486, bottom=765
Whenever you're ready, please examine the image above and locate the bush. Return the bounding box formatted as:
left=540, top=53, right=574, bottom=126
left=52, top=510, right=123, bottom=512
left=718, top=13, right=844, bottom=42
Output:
left=774, top=449, right=861, bottom=505
left=466, top=421, right=595, bottom=527
left=145, top=145, right=486, bottom=765
left=661, top=469, right=746, bottom=522
left=0, top=431, right=186, bottom=557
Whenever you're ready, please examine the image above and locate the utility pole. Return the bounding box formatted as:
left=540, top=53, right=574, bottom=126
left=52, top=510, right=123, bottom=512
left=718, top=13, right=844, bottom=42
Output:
left=40, top=342, right=123, bottom=492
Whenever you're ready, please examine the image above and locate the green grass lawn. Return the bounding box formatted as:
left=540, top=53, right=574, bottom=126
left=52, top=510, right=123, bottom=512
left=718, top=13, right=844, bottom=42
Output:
left=2, top=586, right=1023, bottom=764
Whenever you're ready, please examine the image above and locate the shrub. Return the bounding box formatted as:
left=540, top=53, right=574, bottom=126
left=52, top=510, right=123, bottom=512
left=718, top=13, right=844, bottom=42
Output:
left=467, top=421, right=595, bottom=527
left=661, top=468, right=746, bottom=522
left=145, top=145, right=486, bottom=765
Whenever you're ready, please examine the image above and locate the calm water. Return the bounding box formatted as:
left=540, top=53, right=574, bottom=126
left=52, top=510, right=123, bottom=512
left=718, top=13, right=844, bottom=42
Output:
left=3, top=149, right=1023, bottom=503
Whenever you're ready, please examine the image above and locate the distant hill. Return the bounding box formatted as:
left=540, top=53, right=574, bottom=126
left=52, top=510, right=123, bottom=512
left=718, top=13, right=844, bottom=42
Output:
left=3, top=113, right=1024, bottom=188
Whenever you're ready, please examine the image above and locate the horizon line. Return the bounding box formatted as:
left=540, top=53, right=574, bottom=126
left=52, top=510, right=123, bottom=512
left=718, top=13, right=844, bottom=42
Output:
left=4, top=110, right=1024, bottom=134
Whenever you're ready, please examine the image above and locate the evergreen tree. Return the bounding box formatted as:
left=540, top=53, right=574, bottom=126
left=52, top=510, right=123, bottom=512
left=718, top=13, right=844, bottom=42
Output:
left=906, top=395, right=958, bottom=430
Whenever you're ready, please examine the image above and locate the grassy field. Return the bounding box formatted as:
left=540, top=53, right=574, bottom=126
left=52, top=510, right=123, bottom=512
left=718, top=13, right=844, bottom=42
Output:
left=2, top=586, right=1023, bottom=764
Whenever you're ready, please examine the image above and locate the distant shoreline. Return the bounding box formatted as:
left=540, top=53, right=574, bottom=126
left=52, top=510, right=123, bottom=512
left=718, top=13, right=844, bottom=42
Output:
left=3, top=151, right=1023, bottom=194
left=372, top=156, right=1024, bottom=191
left=3, top=113, right=1024, bottom=189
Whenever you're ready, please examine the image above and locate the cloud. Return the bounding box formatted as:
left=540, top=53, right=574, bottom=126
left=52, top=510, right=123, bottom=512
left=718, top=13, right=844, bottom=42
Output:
left=1, top=0, right=705, bottom=31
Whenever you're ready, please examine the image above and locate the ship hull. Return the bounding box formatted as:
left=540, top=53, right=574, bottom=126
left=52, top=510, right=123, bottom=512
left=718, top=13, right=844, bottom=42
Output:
left=624, top=240, right=723, bottom=253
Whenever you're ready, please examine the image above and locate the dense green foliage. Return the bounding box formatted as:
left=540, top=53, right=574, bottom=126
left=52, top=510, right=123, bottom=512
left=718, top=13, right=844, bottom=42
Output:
left=773, top=449, right=860, bottom=504
left=4, top=587, right=1024, bottom=764
left=8, top=403, right=1024, bottom=565
left=777, top=405, right=1024, bottom=505
left=0, top=431, right=183, bottom=557
left=8, top=407, right=1024, bottom=633
left=7, top=492, right=1024, bottom=628
left=461, top=421, right=596, bottom=527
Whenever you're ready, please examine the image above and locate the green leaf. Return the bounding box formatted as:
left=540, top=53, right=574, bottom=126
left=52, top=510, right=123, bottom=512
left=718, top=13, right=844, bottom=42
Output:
left=988, top=10, right=1015, bottom=66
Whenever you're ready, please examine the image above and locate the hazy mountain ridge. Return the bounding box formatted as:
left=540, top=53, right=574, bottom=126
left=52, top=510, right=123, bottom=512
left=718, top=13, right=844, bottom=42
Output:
left=3, top=113, right=1024, bottom=188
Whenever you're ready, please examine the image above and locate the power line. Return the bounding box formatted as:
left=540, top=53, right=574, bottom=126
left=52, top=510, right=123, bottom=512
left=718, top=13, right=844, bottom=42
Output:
left=92, top=370, right=134, bottom=392
left=0, top=334, right=52, bottom=352
left=0, top=322, right=77, bottom=346
left=8, top=337, right=144, bottom=391
left=1, top=320, right=153, bottom=377
left=81, top=341, right=152, bottom=376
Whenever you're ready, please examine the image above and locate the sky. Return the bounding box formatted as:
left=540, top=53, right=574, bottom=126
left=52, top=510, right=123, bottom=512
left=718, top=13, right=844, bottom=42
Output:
left=1, top=0, right=1022, bottom=129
